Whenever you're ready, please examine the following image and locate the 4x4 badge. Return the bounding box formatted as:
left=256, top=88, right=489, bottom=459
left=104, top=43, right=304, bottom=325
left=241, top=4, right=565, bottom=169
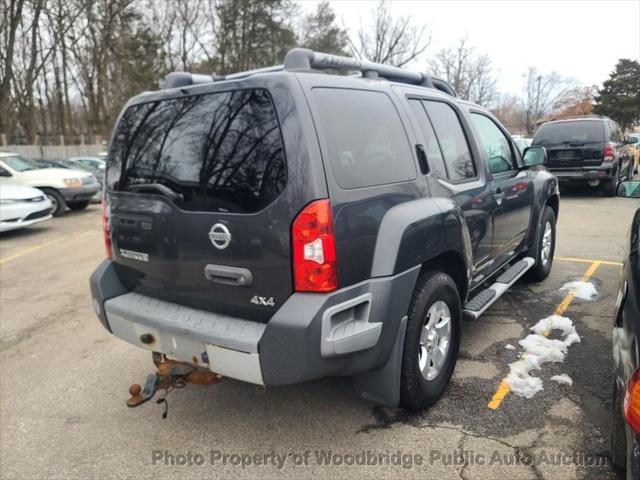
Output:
left=209, top=223, right=231, bottom=250
left=251, top=296, right=275, bottom=307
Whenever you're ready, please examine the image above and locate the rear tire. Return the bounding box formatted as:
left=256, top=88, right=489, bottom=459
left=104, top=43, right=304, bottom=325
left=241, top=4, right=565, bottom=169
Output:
left=603, top=179, right=617, bottom=197
left=42, top=188, right=66, bottom=217
left=400, top=271, right=461, bottom=411
left=526, top=206, right=556, bottom=282
left=68, top=200, right=90, bottom=211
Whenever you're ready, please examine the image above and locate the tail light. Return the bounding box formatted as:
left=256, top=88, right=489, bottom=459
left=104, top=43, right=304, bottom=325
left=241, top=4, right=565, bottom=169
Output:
left=624, top=367, right=640, bottom=434
left=101, top=201, right=112, bottom=259
left=603, top=143, right=615, bottom=162
left=292, top=199, right=337, bottom=292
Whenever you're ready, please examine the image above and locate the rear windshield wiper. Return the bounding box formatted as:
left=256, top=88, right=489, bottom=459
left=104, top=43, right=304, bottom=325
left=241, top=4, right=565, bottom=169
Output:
left=128, top=183, right=184, bottom=202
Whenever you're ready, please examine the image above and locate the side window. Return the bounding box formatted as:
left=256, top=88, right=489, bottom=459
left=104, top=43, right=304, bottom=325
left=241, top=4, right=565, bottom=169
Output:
left=470, top=113, right=515, bottom=174
left=311, top=88, right=416, bottom=189
left=407, top=99, right=447, bottom=178
left=611, top=122, right=622, bottom=143
left=423, top=100, right=475, bottom=181
left=0, top=165, right=11, bottom=177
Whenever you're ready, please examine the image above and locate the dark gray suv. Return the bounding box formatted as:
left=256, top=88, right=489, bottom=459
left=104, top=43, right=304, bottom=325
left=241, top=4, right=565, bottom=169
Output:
left=532, top=117, right=636, bottom=196
left=90, top=48, right=559, bottom=411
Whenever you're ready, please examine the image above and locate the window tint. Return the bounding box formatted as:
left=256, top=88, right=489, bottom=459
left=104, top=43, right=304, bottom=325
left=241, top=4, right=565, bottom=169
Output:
left=471, top=113, right=515, bottom=174
left=423, top=101, right=475, bottom=181
left=408, top=99, right=447, bottom=177
left=108, top=89, right=286, bottom=213
left=532, top=121, right=604, bottom=146
left=311, top=88, right=415, bottom=189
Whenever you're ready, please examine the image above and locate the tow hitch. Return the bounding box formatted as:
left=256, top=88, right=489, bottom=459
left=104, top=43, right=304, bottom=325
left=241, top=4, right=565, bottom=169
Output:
left=127, top=353, right=223, bottom=418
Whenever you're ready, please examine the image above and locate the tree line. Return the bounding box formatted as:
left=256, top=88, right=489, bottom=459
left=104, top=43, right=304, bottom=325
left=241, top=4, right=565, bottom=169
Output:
left=1, top=0, right=638, bottom=146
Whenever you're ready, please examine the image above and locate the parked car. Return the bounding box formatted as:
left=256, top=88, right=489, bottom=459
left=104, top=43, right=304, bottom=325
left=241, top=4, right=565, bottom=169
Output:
left=610, top=181, right=640, bottom=479
left=628, top=133, right=639, bottom=174
left=0, top=184, right=52, bottom=232
left=90, top=48, right=559, bottom=411
left=35, top=158, right=71, bottom=169
left=69, top=156, right=106, bottom=171
left=531, top=117, right=636, bottom=196
left=68, top=157, right=105, bottom=203
left=0, top=153, right=100, bottom=216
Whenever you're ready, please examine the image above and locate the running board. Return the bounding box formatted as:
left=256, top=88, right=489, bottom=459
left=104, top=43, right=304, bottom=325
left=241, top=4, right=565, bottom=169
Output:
left=462, top=257, right=535, bottom=321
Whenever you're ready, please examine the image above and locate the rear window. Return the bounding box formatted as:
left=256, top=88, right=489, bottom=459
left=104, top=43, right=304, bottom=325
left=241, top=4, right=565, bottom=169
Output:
left=108, top=88, right=286, bottom=213
left=533, top=121, right=605, bottom=146
left=311, top=88, right=415, bottom=189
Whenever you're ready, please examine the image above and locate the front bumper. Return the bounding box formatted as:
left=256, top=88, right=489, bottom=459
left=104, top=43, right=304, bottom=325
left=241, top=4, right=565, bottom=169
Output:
left=0, top=199, right=53, bottom=232
left=90, top=260, right=418, bottom=387
left=60, top=184, right=100, bottom=202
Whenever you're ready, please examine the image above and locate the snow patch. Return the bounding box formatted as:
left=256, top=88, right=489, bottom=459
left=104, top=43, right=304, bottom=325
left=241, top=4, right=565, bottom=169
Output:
left=560, top=281, right=598, bottom=301
left=550, top=374, right=573, bottom=386
left=504, top=315, right=580, bottom=399
left=505, top=343, right=516, bottom=351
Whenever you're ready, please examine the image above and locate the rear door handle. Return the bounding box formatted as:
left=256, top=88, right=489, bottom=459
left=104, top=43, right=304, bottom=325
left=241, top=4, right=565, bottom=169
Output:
left=204, top=264, right=253, bottom=287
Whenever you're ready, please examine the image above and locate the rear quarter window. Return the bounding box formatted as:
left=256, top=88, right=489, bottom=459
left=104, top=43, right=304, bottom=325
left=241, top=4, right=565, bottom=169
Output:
left=311, top=88, right=415, bottom=189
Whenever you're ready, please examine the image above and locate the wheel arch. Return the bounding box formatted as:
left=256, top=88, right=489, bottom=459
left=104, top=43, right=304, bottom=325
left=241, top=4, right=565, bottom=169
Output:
left=419, top=251, right=468, bottom=303
left=370, top=196, right=472, bottom=302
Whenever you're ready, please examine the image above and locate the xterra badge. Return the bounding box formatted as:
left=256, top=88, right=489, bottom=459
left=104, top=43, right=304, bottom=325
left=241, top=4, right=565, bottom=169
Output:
left=209, top=223, right=231, bottom=249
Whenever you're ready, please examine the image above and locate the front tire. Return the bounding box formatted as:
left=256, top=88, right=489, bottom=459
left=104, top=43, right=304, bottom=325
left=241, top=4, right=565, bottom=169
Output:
left=67, top=200, right=90, bottom=211
left=400, top=271, right=461, bottom=411
left=42, top=188, right=66, bottom=217
left=527, top=205, right=556, bottom=282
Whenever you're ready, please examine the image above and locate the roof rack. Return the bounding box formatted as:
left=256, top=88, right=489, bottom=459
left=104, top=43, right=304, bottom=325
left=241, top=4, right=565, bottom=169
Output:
left=163, top=48, right=457, bottom=97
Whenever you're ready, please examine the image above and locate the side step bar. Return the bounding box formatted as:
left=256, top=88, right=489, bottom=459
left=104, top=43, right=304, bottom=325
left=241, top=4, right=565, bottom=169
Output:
left=462, top=257, right=535, bottom=321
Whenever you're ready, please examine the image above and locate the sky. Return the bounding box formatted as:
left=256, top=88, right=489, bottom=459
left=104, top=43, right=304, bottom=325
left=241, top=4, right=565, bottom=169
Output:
left=302, top=0, right=640, bottom=97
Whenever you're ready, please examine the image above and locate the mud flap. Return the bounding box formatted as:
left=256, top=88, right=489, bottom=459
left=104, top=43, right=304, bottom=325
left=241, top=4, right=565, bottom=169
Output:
left=352, top=316, right=407, bottom=407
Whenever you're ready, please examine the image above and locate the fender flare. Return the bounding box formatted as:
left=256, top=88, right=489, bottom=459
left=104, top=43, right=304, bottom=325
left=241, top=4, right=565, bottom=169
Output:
left=370, top=196, right=473, bottom=282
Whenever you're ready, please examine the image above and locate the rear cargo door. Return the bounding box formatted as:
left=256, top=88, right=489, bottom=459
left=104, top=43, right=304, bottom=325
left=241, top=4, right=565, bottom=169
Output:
left=105, top=88, right=302, bottom=322
left=533, top=120, right=605, bottom=170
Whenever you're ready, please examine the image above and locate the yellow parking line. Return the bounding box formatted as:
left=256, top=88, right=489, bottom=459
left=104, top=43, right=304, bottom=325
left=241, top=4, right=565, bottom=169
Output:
left=0, top=229, right=94, bottom=265
left=487, top=260, right=601, bottom=410
left=556, top=256, right=622, bottom=267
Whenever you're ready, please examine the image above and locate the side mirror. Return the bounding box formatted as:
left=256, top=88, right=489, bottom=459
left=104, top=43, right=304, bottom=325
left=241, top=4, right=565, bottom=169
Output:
left=624, top=136, right=638, bottom=145
left=617, top=181, right=640, bottom=198
left=522, top=146, right=547, bottom=168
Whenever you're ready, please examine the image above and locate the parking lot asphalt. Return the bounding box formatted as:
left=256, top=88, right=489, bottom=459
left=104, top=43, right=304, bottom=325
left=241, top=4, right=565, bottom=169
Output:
left=0, top=189, right=638, bottom=480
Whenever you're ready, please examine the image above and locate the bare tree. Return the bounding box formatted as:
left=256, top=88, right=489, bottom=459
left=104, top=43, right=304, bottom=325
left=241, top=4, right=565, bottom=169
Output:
left=523, top=67, right=567, bottom=135
left=428, top=37, right=497, bottom=106
left=145, top=0, right=216, bottom=72
left=0, top=0, right=26, bottom=134
left=348, top=0, right=430, bottom=67
left=491, top=94, right=525, bottom=133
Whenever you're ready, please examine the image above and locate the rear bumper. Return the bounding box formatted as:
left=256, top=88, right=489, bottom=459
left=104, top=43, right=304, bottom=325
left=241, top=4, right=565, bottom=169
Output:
left=89, top=260, right=419, bottom=387
left=550, top=165, right=614, bottom=183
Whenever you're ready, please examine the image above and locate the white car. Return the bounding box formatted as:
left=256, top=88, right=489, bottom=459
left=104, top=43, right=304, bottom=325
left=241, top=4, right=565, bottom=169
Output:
left=0, top=152, right=100, bottom=217
left=0, top=184, right=53, bottom=232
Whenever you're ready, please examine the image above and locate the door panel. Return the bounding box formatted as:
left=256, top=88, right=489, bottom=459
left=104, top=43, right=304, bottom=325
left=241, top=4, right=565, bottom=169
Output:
left=405, top=98, right=494, bottom=273
left=470, top=113, right=533, bottom=260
